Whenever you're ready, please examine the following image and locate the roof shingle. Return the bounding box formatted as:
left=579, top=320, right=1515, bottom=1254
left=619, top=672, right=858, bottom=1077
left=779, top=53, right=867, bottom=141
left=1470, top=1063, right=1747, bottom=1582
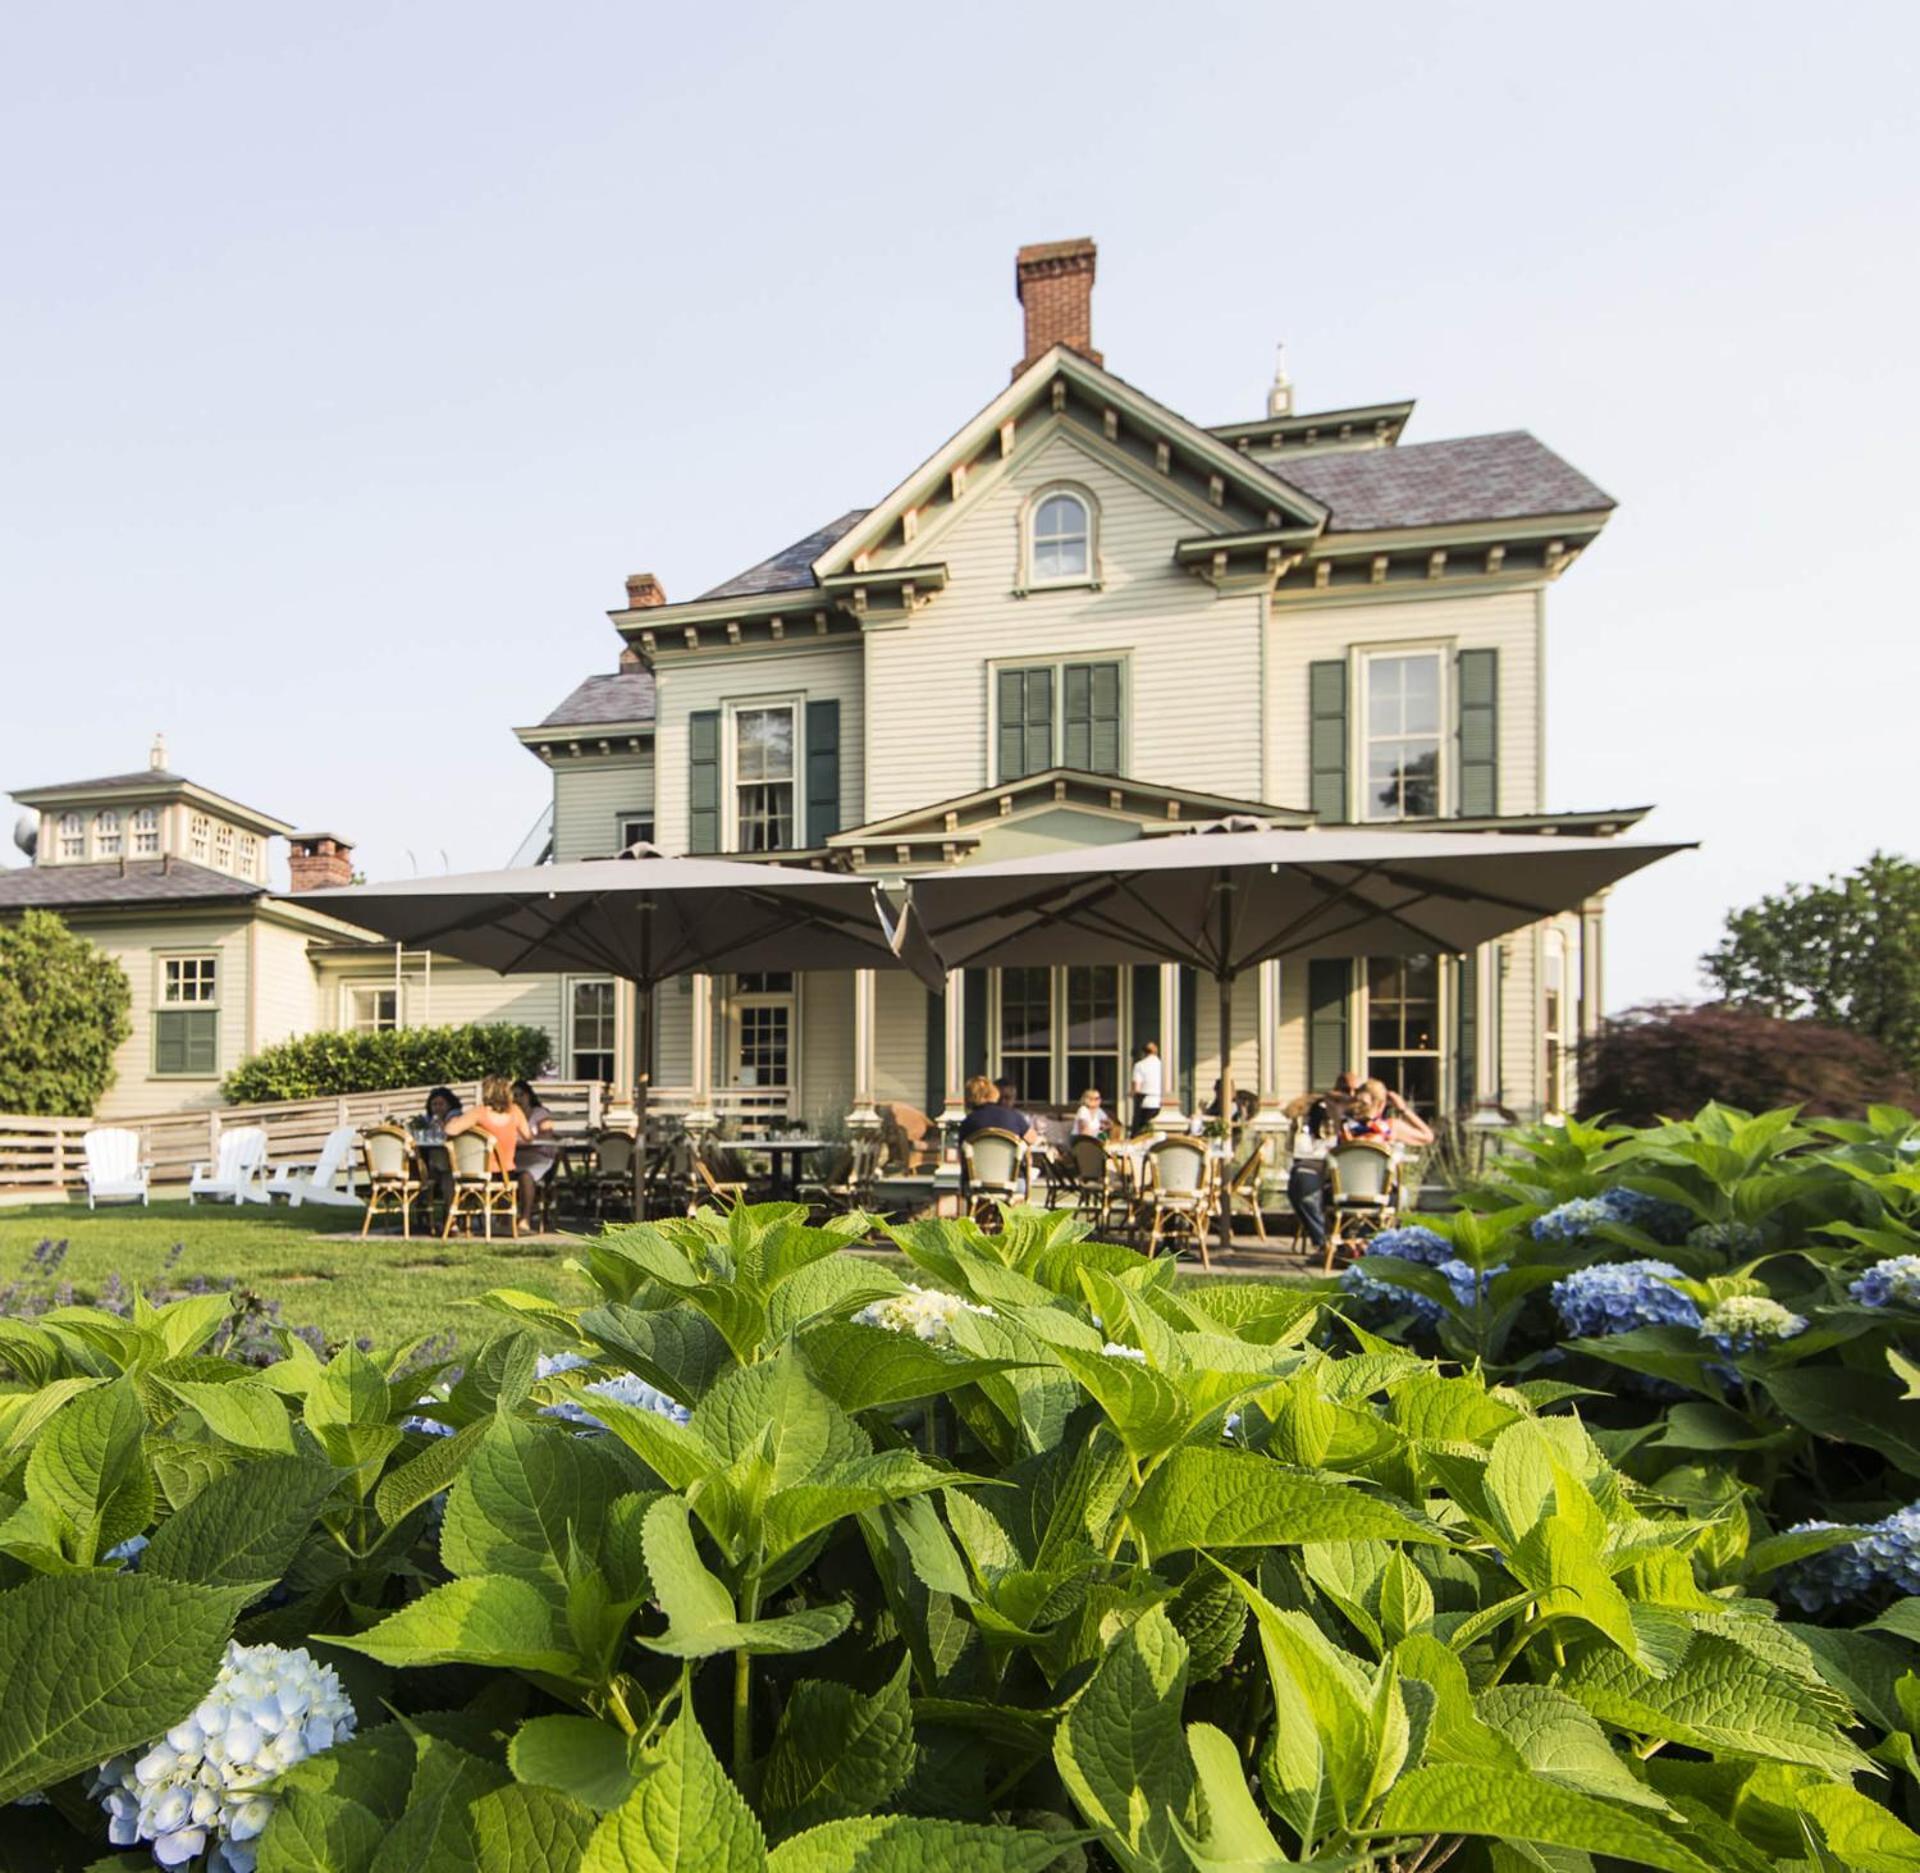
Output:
left=0, top=860, right=265, bottom=910
left=698, top=510, right=869, bottom=601
left=535, top=671, right=658, bottom=730
left=1274, top=431, right=1613, bottom=532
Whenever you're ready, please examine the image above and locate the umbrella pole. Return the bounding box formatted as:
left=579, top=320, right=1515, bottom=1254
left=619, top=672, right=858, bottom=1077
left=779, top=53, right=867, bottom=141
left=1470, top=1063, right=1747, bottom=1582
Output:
left=633, top=977, right=655, bottom=1223
left=1217, top=967, right=1235, bottom=1145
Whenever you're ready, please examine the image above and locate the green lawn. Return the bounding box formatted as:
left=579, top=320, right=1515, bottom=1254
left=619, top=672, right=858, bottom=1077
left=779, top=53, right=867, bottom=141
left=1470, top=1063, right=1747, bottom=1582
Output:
left=0, top=1200, right=592, bottom=1353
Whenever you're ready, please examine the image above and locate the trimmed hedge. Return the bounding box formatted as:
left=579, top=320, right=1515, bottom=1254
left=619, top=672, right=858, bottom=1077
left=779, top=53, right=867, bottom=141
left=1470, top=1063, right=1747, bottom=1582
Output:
left=221, top=1022, right=552, bottom=1102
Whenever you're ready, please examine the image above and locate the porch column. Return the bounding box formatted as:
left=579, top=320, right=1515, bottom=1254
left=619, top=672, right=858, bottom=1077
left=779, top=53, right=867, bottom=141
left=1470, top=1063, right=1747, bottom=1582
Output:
left=938, top=972, right=967, bottom=1126
left=847, top=969, right=881, bottom=1133
left=1474, top=943, right=1502, bottom=1109
left=1251, top=959, right=1288, bottom=1148
left=1154, top=962, right=1186, bottom=1130
left=687, top=973, right=716, bottom=1133
left=607, top=979, right=639, bottom=1129
left=1578, top=897, right=1606, bottom=1041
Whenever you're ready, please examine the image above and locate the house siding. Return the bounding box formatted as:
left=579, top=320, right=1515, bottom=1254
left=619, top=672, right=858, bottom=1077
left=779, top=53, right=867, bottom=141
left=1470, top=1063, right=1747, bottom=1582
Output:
left=862, top=426, right=1267, bottom=820
left=552, top=753, right=655, bottom=862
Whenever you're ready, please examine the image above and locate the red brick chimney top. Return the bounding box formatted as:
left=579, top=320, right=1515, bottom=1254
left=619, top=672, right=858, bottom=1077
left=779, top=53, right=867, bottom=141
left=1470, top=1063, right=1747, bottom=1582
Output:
left=624, top=572, right=666, bottom=609
left=1014, top=238, right=1102, bottom=378
left=287, top=833, right=354, bottom=892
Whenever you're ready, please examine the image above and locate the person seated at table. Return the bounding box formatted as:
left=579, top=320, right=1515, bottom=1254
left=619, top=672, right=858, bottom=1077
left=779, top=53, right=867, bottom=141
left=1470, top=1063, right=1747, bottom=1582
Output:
left=511, top=1079, right=558, bottom=1226
left=413, top=1087, right=462, bottom=1139
left=1340, top=1078, right=1435, bottom=1149
left=1072, top=1087, right=1111, bottom=1138
left=1193, top=1082, right=1258, bottom=1132
left=1281, top=1071, right=1356, bottom=1250
left=444, top=1076, right=531, bottom=1204
left=957, top=1075, right=1038, bottom=1198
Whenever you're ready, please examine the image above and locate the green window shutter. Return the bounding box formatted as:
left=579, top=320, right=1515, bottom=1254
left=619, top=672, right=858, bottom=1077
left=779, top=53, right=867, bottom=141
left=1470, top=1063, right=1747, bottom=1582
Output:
left=186, top=1010, right=218, bottom=1075
left=1309, top=661, right=1349, bottom=823
left=688, top=710, right=721, bottom=853
left=1456, top=648, right=1499, bottom=817
left=1307, top=958, right=1351, bottom=1090
left=156, top=1010, right=218, bottom=1076
left=1064, top=661, right=1122, bottom=774
left=997, top=667, right=1056, bottom=781
left=155, top=1010, right=187, bottom=1076
left=962, top=969, right=989, bottom=1083
left=1454, top=952, right=1477, bottom=1110
left=805, top=699, right=841, bottom=846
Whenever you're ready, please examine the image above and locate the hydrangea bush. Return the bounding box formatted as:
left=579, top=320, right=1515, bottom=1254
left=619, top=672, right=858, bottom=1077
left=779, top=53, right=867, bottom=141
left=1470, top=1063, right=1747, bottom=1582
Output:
left=0, top=1188, right=1918, bottom=1868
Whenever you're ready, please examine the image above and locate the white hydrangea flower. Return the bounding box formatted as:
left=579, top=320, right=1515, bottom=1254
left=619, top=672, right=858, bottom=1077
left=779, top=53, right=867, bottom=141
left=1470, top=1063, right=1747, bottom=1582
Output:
left=93, top=1642, right=355, bottom=1872
left=853, top=1283, right=993, bottom=1346
left=1102, top=1342, right=1148, bottom=1363
left=1700, top=1294, right=1808, bottom=1353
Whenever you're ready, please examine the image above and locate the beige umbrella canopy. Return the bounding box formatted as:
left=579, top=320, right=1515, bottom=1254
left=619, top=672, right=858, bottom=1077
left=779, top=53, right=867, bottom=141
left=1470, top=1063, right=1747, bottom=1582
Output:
left=897, top=825, right=1691, bottom=1126
left=295, top=847, right=899, bottom=1211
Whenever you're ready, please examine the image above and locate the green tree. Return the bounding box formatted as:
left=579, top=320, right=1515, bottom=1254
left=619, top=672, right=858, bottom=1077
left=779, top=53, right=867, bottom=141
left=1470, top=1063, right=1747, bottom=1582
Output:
left=0, top=909, right=134, bottom=1116
left=1703, top=851, right=1920, bottom=1075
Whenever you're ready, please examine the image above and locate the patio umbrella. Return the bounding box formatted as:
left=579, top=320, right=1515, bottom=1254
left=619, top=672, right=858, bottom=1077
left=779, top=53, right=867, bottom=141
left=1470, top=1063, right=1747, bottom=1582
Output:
left=294, top=848, right=898, bottom=1214
left=896, top=824, right=1690, bottom=1130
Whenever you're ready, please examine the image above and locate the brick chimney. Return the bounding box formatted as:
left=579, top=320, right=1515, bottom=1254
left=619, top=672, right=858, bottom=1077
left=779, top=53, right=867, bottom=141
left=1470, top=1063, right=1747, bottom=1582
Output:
left=1014, top=238, right=1102, bottom=378
left=625, top=572, right=666, bottom=610
left=287, top=833, right=354, bottom=892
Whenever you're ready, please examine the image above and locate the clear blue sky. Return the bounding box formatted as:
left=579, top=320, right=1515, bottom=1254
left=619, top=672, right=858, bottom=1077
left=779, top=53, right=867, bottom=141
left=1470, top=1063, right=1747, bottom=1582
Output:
left=3, top=1, right=1913, bottom=1009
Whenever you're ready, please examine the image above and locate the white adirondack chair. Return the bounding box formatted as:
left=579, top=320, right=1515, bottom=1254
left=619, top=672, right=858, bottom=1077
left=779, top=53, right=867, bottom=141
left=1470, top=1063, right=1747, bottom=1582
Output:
left=188, top=1126, right=271, bottom=1205
left=265, top=1125, right=361, bottom=1208
left=82, top=1128, right=150, bottom=1208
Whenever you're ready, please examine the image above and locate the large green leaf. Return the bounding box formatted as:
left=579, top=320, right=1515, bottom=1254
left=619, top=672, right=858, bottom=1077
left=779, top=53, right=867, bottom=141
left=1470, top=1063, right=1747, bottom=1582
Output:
left=1050, top=1345, right=1190, bottom=1460
left=1052, top=1604, right=1193, bottom=1873
left=797, top=1322, right=1018, bottom=1413
left=1372, top=1765, right=1714, bottom=1872
left=1796, top=1781, right=1920, bottom=1871
left=374, top=1420, right=489, bottom=1529
left=1129, top=1447, right=1440, bottom=1557
left=1559, top=1631, right=1872, bottom=1777
left=765, top=1815, right=1077, bottom=1871
left=1476, top=1683, right=1673, bottom=1812
left=162, top=1376, right=297, bottom=1454
left=579, top=1708, right=764, bottom=1873
left=323, top=1575, right=580, bottom=1676
left=579, top=1305, right=734, bottom=1407
left=25, top=1376, right=152, bottom=1564
left=0, top=1573, right=236, bottom=1803
left=639, top=1494, right=850, bottom=1658
left=761, top=1659, right=914, bottom=1840
left=302, top=1346, right=405, bottom=1479
left=1763, top=1366, right=1920, bottom=1476
left=510, top=1715, right=639, bottom=1813
left=1172, top=1721, right=1289, bottom=1873
left=144, top=1453, right=337, bottom=1591
left=440, top=1415, right=617, bottom=1587
left=256, top=1787, right=387, bottom=1871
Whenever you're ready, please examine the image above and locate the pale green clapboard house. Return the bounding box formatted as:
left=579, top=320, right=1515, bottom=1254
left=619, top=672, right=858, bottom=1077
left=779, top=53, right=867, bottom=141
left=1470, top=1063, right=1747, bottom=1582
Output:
left=2, top=239, right=1641, bottom=1136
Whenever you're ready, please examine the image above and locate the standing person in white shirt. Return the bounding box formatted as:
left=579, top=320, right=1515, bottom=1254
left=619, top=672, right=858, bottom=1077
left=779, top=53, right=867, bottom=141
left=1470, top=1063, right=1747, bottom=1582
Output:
left=1130, top=1042, right=1164, bottom=1135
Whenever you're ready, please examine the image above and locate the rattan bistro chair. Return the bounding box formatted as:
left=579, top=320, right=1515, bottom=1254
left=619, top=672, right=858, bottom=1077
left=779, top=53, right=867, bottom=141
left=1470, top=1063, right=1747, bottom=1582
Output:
left=1324, top=1139, right=1401, bottom=1272
left=1218, top=1132, right=1272, bottom=1245
left=691, top=1144, right=750, bottom=1212
left=961, top=1128, right=1028, bottom=1227
left=588, top=1129, right=639, bottom=1221
left=359, top=1125, right=421, bottom=1238
left=1141, top=1136, right=1217, bottom=1269
left=443, top=1129, right=517, bottom=1240
left=1062, top=1134, right=1127, bottom=1233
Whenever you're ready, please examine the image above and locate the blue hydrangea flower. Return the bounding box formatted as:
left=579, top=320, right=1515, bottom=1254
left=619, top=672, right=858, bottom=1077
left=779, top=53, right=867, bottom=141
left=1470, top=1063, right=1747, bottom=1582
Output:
left=1699, top=1295, right=1807, bottom=1354
left=1850, top=1256, right=1920, bottom=1309
left=1597, top=1187, right=1695, bottom=1244
left=1340, top=1261, right=1445, bottom=1326
left=1549, top=1259, right=1701, bottom=1338
left=1777, top=1505, right=1920, bottom=1611
left=104, top=1534, right=149, bottom=1570
left=1365, top=1225, right=1453, bottom=1267
left=1531, top=1197, right=1618, bottom=1245
left=93, top=1642, right=354, bottom=1872
left=1438, top=1258, right=1509, bottom=1308
left=1687, top=1220, right=1764, bottom=1259
left=543, top=1372, right=691, bottom=1432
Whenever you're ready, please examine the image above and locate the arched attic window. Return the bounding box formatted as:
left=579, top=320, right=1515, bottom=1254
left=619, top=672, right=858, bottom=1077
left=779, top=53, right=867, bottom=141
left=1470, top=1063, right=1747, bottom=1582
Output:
left=1026, top=487, right=1096, bottom=587
left=57, top=813, right=84, bottom=860
left=131, top=808, right=159, bottom=855
left=93, top=810, right=121, bottom=857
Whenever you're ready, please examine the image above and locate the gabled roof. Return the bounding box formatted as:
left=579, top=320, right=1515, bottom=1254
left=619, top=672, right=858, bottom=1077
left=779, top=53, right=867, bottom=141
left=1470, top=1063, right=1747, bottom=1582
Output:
left=1282, top=432, right=1613, bottom=532
left=0, top=858, right=265, bottom=910
left=530, top=671, right=658, bottom=731
left=699, top=511, right=869, bottom=602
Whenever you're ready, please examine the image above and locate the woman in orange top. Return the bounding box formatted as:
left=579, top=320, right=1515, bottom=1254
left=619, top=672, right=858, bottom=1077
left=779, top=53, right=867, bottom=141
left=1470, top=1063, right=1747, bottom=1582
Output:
left=444, top=1075, right=531, bottom=1175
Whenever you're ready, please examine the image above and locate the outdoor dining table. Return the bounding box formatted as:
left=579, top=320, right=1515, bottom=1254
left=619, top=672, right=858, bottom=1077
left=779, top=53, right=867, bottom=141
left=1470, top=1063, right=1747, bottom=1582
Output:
left=736, top=1136, right=837, bottom=1199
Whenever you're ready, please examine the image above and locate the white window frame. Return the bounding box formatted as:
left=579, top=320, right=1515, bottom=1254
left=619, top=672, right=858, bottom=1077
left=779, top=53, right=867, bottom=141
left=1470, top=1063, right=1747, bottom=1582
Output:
left=1354, top=642, right=1450, bottom=823
left=212, top=821, right=236, bottom=872
left=1356, top=953, right=1449, bottom=1116
left=722, top=695, right=802, bottom=853
left=237, top=832, right=259, bottom=879
left=340, top=981, right=402, bottom=1032
left=154, top=950, right=221, bottom=1078
left=131, top=807, right=160, bottom=856
left=188, top=813, right=212, bottom=864
left=726, top=972, right=799, bottom=1091
left=1541, top=927, right=1576, bottom=1118
left=1018, top=482, right=1101, bottom=593
left=986, top=652, right=1130, bottom=782
left=92, top=809, right=121, bottom=858
left=985, top=964, right=1131, bottom=1110
left=616, top=812, right=655, bottom=853
left=56, top=812, right=84, bottom=861
left=566, top=976, right=620, bottom=1083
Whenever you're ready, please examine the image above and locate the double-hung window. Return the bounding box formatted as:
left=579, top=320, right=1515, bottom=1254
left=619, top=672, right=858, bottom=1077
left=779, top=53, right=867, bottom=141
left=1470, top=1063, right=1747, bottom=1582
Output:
left=344, top=984, right=400, bottom=1032
left=213, top=822, right=236, bottom=871
left=991, top=964, right=1126, bottom=1108
left=1362, top=650, right=1443, bottom=820
left=617, top=813, right=655, bottom=853
left=57, top=813, right=83, bottom=860
left=733, top=706, right=796, bottom=852
left=93, top=810, right=121, bottom=858
left=131, top=808, right=160, bottom=856
left=997, top=967, right=1053, bottom=1105
left=570, top=980, right=617, bottom=1083
left=188, top=814, right=212, bottom=864
left=995, top=659, right=1124, bottom=782
left=1364, top=955, right=1440, bottom=1114
left=156, top=954, right=220, bottom=1076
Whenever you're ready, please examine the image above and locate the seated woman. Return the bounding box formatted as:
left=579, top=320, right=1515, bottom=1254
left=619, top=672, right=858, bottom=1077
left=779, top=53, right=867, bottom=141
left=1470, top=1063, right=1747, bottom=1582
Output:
left=511, top=1079, right=558, bottom=1227
left=1071, top=1087, right=1111, bottom=1138
left=412, top=1087, right=464, bottom=1211
left=413, top=1087, right=462, bottom=1139
left=444, top=1076, right=531, bottom=1212
left=1339, top=1078, right=1435, bottom=1149
left=955, top=1075, right=1036, bottom=1201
